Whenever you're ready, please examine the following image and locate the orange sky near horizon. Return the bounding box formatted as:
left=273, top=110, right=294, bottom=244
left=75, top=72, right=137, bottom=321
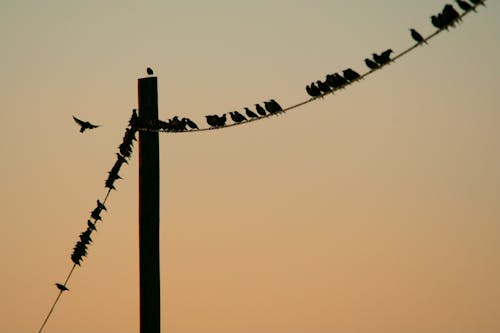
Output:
left=1, top=1, right=500, bottom=333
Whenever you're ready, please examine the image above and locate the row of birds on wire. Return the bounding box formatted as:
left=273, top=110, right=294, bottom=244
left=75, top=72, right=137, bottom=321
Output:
left=69, top=1, right=486, bottom=136
left=55, top=110, right=138, bottom=293
left=305, top=1, right=483, bottom=99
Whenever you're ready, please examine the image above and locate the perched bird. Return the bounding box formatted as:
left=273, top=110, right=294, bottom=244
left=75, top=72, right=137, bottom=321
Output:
left=147, top=67, right=154, bottom=75
left=410, top=28, right=426, bottom=44
left=270, top=99, right=283, bottom=112
left=325, top=73, right=348, bottom=90
left=255, top=104, right=267, bottom=116
left=97, top=200, right=107, bottom=211
left=431, top=14, right=446, bottom=30
left=205, top=114, right=227, bottom=128
left=87, top=220, right=97, bottom=231
left=129, top=109, right=138, bottom=128
left=183, top=117, right=199, bottom=130
left=365, top=58, right=379, bottom=70
left=373, top=49, right=393, bottom=66
left=456, top=0, right=475, bottom=12
left=469, top=0, right=486, bottom=6
left=342, top=68, right=361, bottom=82
left=442, top=4, right=461, bottom=25
left=229, top=111, right=247, bottom=123
left=216, top=114, right=227, bottom=127
left=73, top=116, right=99, bottom=133
left=245, top=107, right=258, bottom=119
left=316, top=80, right=331, bottom=94
left=55, top=283, right=69, bottom=292
left=306, top=83, right=321, bottom=97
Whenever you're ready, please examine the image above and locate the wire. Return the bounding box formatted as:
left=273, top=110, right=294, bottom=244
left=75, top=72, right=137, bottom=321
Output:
left=137, top=2, right=484, bottom=134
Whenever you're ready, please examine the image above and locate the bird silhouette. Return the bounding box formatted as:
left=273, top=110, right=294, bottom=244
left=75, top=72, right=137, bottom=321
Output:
left=270, top=99, right=282, bottom=112
left=316, top=80, right=331, bottom=94
left=73, top=116, right=99, bottom=133
left=129, top=109, right=138, bottom=128
left=97, top=200, right=107, bottom=211
left=55, top=283, right=69, bottom=292
left=87, top=220, right=97, bottom=231
left=147, top=67, right=154, bottom=75
left=306, top=83, right=321, bottom=97
left=255, top=104, right=267, bottom=116
left=365, top=58, right=379, bottom=70
left=325, top=73, right=348, bottom=90
left=245, top=107, right=258, bottom=119
left=229, top=111, right=247, bottom=123
left=206, top=114, right=227, bottom=128
left=373, top=49, right=393, bottom=66
left=442, top=4, right=461, bottom=25
left=469, top=0, right=486, bottom=6
left=410, top=28, right=426, bottom=44
left=342, top=68, right=361, bottom=82
left=183, top=117, right=199, bottom=130
left=456, top=0, right=475, bottom=12
left=431, top=14, right=446, bottom=30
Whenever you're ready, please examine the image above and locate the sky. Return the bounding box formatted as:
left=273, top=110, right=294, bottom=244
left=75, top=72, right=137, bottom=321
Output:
left=1, top=1, right=499, bottom=333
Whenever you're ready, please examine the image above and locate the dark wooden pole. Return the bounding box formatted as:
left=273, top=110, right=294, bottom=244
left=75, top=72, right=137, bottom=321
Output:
left=138, top=76, right=160, bottom=333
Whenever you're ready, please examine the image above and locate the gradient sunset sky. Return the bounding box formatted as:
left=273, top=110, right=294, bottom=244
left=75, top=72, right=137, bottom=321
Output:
left=2, top=1, right=500, bottom=333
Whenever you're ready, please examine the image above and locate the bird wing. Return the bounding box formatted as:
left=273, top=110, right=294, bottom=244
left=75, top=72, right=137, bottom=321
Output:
left=73, top=116, right=85, bottom=126
left=87, top=122, right=99, bottom=129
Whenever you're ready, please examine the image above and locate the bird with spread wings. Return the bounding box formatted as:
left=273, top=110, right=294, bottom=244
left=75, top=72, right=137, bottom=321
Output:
left=72, top=116, right=100, bottom=133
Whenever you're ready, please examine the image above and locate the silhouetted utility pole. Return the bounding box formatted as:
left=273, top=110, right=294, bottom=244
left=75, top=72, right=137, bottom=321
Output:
left=138, top=76, right=160, bottom=333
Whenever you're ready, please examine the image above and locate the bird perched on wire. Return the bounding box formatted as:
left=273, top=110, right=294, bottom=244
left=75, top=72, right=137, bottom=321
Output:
left=255, top=104, right=267, bottom=116
left=55, top=283, right=69, bottom=292
left=365, top=58, right=379, bottom=70
left=342, top=68, right=361, bottom=82
left=147, top=67, right=154, bottom=75
left=306, top=83, right=321, bottom=97
left=229, top=111, right=247, bottom=123
left=87, top=220, right=97, bottom=231
left=431, top=14, right=446, bottom=30
left=182, top=117, right=199, bottom=130
left=73, top=116, right=99, bottom=133
left=410, top=29, right=427, bottom=44
left=245, top=107, right=258, bottom=119
left=469, top=0, right=486, bottom=7
left=456, top=0, right=476, bottom=12
left=373, top=49, right=393, bottom=66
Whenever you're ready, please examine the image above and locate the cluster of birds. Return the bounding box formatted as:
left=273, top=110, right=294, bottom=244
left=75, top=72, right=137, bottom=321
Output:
left=135, top=99, right=283, bottom=132
left=432, top=0, right=484, bottom=29
left=304, top=0, right=484, bottom=100
left=205, top=99, right=283, bottom=128
left=57, top=110, right=139, bottom=293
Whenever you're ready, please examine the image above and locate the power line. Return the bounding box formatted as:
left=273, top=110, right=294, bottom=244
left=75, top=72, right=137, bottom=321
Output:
left=137, top=2, right=484, bottom=134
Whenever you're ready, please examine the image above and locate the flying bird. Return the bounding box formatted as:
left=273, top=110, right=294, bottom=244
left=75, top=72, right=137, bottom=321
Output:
left=55, top=283, right=69, bottom=292
left=73, top=116, right=99, bottom=133
left=410, top=28, right=426, bottom=44
left=147, top=67, right=154, bottom=75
